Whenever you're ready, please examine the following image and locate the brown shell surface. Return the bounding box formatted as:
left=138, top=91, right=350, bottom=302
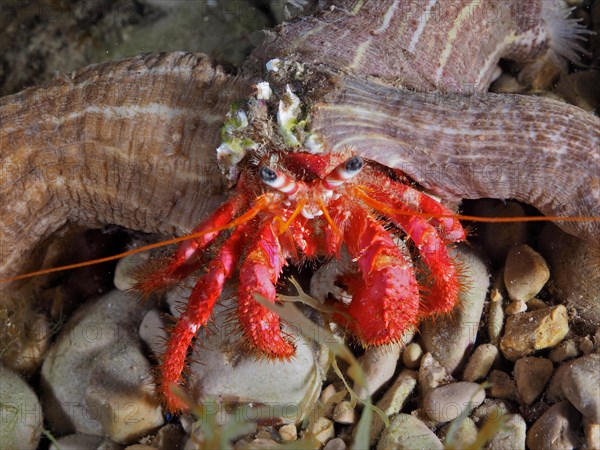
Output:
left=311, top=75, right=600, bottom=241
left=253, top=0, right=550, bottom=92
left=0, top=52, right=250, bottom=279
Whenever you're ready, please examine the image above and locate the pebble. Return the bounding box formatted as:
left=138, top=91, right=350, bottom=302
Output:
left=504, top=244, right=550, bottom=302
left=488, top=370, right=517, bottom=401
left=526, top=401, right=582, bottom=450
left=309, top=255, right=351, bottom=303
left=421, top=246, right=489, bottom=374
left=561, top=353, right=600, bottom=422
left=154, top=423, right=186, bottom=449
left=278, top=423, right=297, bottom=442
left=462, top=344, right=498, bottom=382
left=187, top=300, right=324, bottom=425
left=49, top=434, right=106, bottom=450
left=505, top=300, right=527, bottom=315
left=256, top=430, right=273, bottom=440
left=322, top=437, right=347, bottom=450
left=333, top=401, right=355, bottom=424
left=165, top=285, right=194, bottom=318
left=308, top=417, right=335, bottom=445
left=539, top=224, right=600, bottom=333
left=579, top=336, right=594, bottom=354
left=0, top=365, right=43, bottom=450
left=423, top=382, right=485, bottom=423
left=549, top=339, right=580, bottom=363
left=584, top=419, right=600, bottom=450
left=486, top=413, right=527, bottom=450
left=377, top=414, right=443, bottom=450
left=113, top=252, right=150, bottom=291
left=527, top=298, right=549, bottom=311
left=40, top=290, right=163, bottom=444
left=410, top=408, right=438, bottom=430
left=401, top=343, right=423, bottom=370
left=490, top=73, right=527, bottom=95
left=138, top=309, right=169, bottom=358
left=181, top=417, right=204, bottom=450
left=368, top=369, right=418, bottom=445
left=499, top=305, right=569, bottom=361
left=98, top=439, right=123, bottom=450
left=487, top=286, right=505, bottom=346
left=472, top=399, right=511, bottom=425
left=418, top=353, right=450, bottom=395
left=5, top=313, right=51, bottom=376
left=513, top=357, right=553, bottom=404
left=235, top=438, right=282, bottom=449
left=546, top=363, right=569, bottom=403
left=354, top=342, right=401, bottom=398
left=440, top=417, right=478, bottom=448
left=320, top=384, right=339, bottom=418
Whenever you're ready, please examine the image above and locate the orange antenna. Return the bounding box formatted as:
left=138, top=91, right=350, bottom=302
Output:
left=354, top=188, right=600, bottom=224
left=0, top=194, right=275, bottom=284
left=1, top=191, right=598, bottom=284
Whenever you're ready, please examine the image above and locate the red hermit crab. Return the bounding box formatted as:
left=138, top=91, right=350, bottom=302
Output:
left=134, top=80, right=466, bottom=412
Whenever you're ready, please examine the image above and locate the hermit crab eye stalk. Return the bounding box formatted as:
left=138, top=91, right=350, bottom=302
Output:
left=323, top=155, right=365, bottom=190
left=259, top=165, right=299, bottom=195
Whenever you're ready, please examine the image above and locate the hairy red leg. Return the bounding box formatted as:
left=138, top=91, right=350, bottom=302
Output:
left=393, top=214, right=461, bottom=316
left=237, top=219, right=295, bottom=358
left=362, top=186, right=463, bottom=317
left=135, top=195, right=245, bottom=295
left=364, top=171, right=465, bottom=242
left=331, top=201, right=421, bottom=345
left=160, top=223, right=248, bottom=412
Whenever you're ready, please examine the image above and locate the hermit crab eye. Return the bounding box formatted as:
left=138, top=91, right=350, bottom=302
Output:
left=323, top=155, right=365, bottom=190
left=259, top=166, right=278, bottom=184
left=345, top=156, right=364, bottom=173
left=259, top=165, right=299, bottom=195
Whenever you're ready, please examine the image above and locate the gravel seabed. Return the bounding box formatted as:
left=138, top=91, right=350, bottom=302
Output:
left=1, top=1, right=598, bottom=449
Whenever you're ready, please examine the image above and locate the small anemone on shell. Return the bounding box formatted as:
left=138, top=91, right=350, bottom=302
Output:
left=541, top=0, right=592, bottom=66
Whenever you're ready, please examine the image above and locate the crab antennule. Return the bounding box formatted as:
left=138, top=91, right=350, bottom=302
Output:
left=317, top=197, right=341, bottom=239
left=275, top=197, right=306, bottom=235
left=332, top=200, right=421, bottom=345
left=160, top=222, right=248, bottom=412
left=237, top=219, right=295, bottom=358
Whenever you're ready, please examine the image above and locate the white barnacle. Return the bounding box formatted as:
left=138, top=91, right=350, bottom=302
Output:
left=277, top=84, right=302, bottom=146
left=234, top=109, right=249, bottom=128
left=266, top=58, right=281, bottom=72
left=221, top=105, right=249, bottom=140
left=255, top=81, right=272, bottom=100
left=292, top=61, right=305, bottom=79
left=305, top=132, right=324, bottom=154
left=217, top=141, right=245, bottom=166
